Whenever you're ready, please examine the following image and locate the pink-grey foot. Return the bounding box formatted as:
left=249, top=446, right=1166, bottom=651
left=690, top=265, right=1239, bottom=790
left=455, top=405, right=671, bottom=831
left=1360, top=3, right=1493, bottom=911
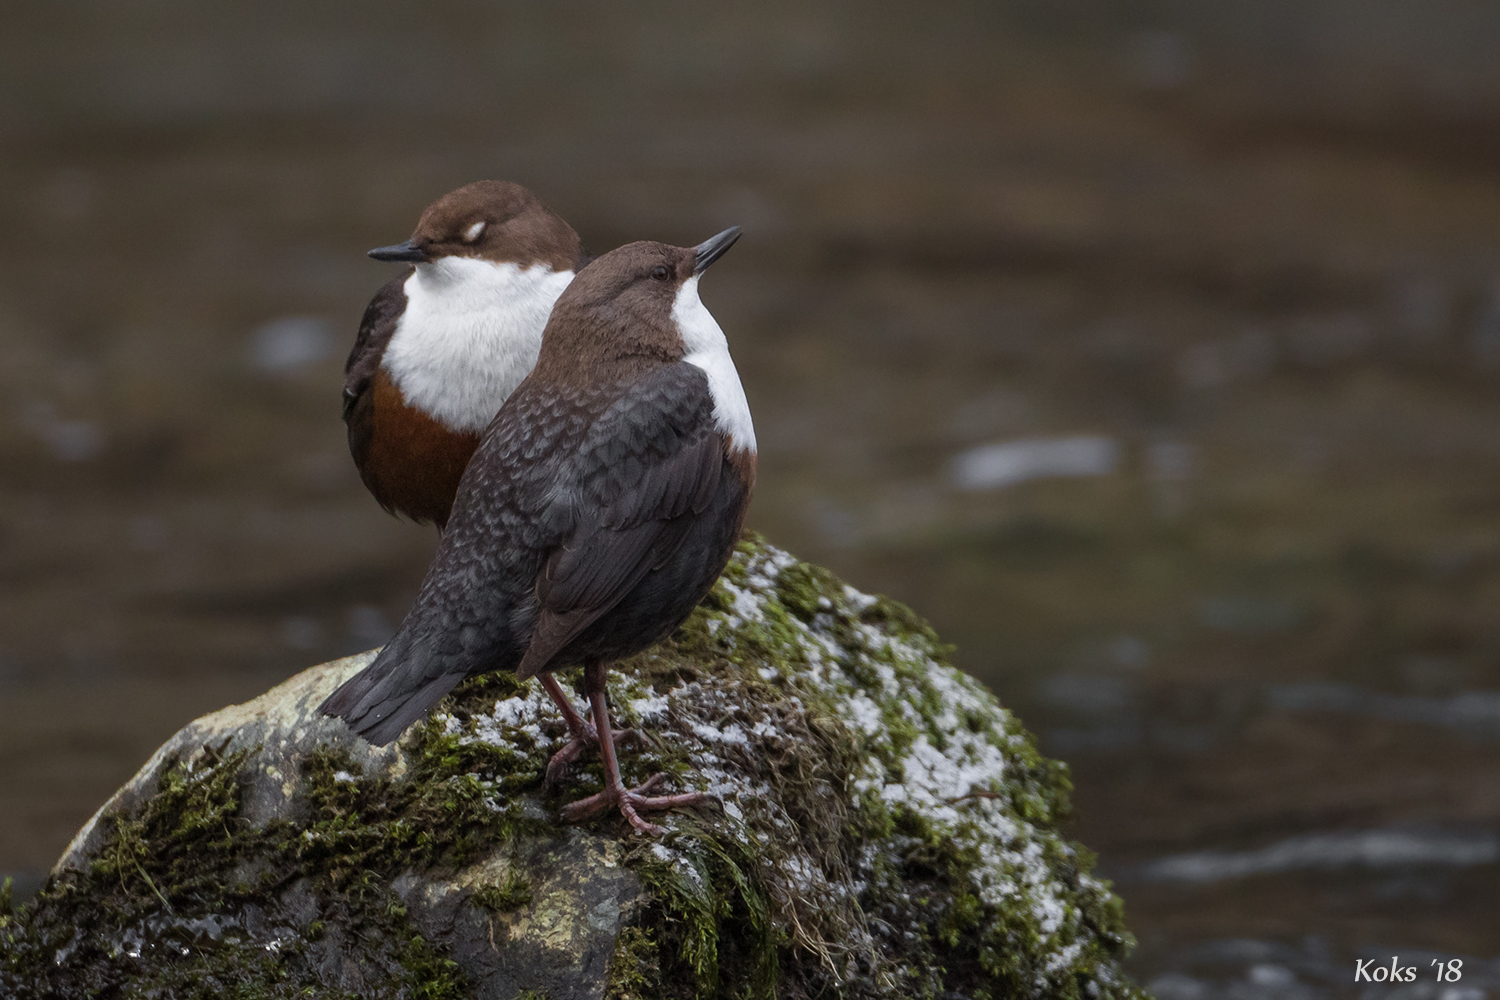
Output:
left=558, top=772, right=712, bottom=835
left=539, top=673, right=642, bottom=787
left=555, top=661, right=712, bottom=835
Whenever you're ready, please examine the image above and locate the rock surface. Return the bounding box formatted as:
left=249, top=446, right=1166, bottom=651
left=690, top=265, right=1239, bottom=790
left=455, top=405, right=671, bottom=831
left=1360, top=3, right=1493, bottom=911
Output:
left=0, top=537, right=1146, bottom=999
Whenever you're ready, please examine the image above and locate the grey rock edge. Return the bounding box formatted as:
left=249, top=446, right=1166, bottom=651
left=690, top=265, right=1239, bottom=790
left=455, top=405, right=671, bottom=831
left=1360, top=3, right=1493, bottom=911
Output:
left=53, top=657, right=639, bottom=998
left=20, top=538, right=1146, bottom=999
left=57, top=656, right=399, bottom=874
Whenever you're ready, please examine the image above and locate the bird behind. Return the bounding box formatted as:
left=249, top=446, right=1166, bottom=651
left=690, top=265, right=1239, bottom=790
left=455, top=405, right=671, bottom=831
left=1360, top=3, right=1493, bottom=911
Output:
left=343, top=180, right=588, bottom=530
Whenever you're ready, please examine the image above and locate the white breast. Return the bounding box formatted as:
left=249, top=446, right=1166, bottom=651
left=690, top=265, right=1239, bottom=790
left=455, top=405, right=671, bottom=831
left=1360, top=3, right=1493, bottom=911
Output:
left=671, top=274, right=756, bottom=453
left=382, top=257, right=575, bottom=433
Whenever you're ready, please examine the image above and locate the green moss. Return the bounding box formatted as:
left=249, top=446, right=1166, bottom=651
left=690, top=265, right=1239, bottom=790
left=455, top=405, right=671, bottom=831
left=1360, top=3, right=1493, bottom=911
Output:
left=3, top=534, right=1142, bottom=1000
left=469, top=870, right=533, bottom=914
left=622, top=822, right=776, bottom=1000
left=606, top=924, right=661, bottom=1000
left=0, top=742, right=373, bottom=998
left=856, top=804, right=1118, bottom=1000
left=773, top=561, right=842, bottom=622
left=0, top=723, right=534, bottom=996
left=860, top=593, right=948, bottom=652
left=442, top=668, right=533, bottom=718
left=600, top=535, right=1145, bottom=1000
left=719, top=536, right=757, bottom=588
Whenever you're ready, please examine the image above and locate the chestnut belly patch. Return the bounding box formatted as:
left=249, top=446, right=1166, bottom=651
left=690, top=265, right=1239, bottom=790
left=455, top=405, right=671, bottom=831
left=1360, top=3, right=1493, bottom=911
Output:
left=354, top=369, right=483, bottom=529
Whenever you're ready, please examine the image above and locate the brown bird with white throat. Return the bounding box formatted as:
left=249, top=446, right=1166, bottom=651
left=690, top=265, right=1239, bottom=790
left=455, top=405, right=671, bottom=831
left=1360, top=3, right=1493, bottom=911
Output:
left=344, top=180, right=588, bottom=531
left=321, top=227, right=754, bottom=834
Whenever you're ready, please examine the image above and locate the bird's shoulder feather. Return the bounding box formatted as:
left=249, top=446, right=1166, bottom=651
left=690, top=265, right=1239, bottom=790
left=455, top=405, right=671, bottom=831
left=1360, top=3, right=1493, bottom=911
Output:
left=516, top=362, right=724, bottom=677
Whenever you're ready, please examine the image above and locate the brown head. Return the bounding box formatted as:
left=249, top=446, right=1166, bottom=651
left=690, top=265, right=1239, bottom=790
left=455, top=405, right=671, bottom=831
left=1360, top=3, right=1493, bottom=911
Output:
left=368, top=180, right=583, bottom=272
left=532, top=227, right=742, bottom=376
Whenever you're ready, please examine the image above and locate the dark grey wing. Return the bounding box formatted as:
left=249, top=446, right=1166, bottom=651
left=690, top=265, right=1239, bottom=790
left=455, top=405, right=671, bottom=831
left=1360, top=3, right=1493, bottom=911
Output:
left=342, top=273, right=409, bottom=422
left=516, top=363, right=724, bottom=678
left=320, top=377, right=598, bottom=744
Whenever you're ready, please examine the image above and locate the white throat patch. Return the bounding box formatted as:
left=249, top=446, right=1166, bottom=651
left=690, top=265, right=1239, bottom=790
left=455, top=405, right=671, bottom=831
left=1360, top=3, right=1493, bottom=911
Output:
left=672, top=274, right=756, bottom=453
left=382, top=257, right=574, bottom=433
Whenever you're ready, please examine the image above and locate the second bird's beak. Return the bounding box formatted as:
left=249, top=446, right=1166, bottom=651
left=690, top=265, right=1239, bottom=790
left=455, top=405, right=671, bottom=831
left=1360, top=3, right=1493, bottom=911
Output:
left=368, top=239, right=428, bottom=263
left=693, top=226, right=741, bottom=274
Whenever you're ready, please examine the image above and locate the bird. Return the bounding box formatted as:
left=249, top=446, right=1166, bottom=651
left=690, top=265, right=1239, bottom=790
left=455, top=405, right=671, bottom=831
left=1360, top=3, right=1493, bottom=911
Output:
left=343, top=180, right=589, bottom=531
left=321, top=227, right=755, bottom=834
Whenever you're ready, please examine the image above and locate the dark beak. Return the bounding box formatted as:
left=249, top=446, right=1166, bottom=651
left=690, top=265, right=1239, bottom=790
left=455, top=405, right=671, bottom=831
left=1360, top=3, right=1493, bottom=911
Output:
left=693, top=226, right=741, bottom=274
left=367, top=239, right=428, bottom=263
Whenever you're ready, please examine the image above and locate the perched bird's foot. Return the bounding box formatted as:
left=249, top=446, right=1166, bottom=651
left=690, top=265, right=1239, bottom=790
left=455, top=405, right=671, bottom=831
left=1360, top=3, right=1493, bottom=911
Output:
left=558, top=772, right=714, bottom=835
left=545, top=726, right=642, bottom=788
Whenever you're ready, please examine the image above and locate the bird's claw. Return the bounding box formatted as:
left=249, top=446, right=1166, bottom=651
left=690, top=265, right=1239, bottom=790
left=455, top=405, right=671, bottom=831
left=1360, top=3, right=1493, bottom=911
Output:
left=558, top=772, right=714, bottom=835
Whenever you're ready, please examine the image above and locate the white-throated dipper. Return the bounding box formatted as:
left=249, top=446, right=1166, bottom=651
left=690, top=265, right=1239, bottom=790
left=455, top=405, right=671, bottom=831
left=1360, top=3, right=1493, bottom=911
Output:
left=321, top=227, right=755, bottom=834
left=344, top=180, right=588, bottom=531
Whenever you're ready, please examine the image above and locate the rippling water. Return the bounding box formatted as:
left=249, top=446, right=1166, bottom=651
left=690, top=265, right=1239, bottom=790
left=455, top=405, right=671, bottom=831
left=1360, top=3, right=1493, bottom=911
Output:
left=4, top=3, right=1500, bottom=995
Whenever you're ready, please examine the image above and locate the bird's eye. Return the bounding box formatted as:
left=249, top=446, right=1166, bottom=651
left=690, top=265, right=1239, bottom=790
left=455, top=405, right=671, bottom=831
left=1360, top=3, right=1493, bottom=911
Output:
left=462, top=221, right=486, bottom=243
left=650, top=264, right=671, bottom=281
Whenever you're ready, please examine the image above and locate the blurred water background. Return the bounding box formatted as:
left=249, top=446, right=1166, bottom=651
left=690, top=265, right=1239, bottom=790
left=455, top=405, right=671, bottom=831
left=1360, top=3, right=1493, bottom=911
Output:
left=5, top=2, right=1500, bottom=996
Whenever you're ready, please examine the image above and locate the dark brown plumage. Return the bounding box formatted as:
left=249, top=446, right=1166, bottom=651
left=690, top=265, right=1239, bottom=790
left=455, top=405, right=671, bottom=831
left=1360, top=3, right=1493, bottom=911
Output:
left=322, top=227, right=753, bottom=834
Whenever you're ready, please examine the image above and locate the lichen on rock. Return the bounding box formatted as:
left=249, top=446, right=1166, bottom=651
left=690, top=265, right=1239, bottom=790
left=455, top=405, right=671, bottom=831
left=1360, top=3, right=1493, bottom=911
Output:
left=0, top=536, right=1145, bottom=1000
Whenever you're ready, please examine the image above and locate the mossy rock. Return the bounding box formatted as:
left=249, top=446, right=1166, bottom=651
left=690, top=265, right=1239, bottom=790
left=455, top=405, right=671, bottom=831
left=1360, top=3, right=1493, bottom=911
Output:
left=0, top=536, right=1146, bottom=1000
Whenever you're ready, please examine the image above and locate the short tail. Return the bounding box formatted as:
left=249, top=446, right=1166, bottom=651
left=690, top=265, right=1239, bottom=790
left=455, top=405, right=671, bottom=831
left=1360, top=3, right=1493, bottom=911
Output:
left=319, top=633, right=468, bottom=746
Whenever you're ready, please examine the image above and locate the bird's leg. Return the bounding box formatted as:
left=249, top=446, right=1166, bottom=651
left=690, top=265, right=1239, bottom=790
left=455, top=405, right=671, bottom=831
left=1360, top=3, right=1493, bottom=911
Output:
left=558, top=660, right=710, bottom=835
left=541, top=672, right=640, bottom=787
left=541, top=673, right=590, bottom=736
